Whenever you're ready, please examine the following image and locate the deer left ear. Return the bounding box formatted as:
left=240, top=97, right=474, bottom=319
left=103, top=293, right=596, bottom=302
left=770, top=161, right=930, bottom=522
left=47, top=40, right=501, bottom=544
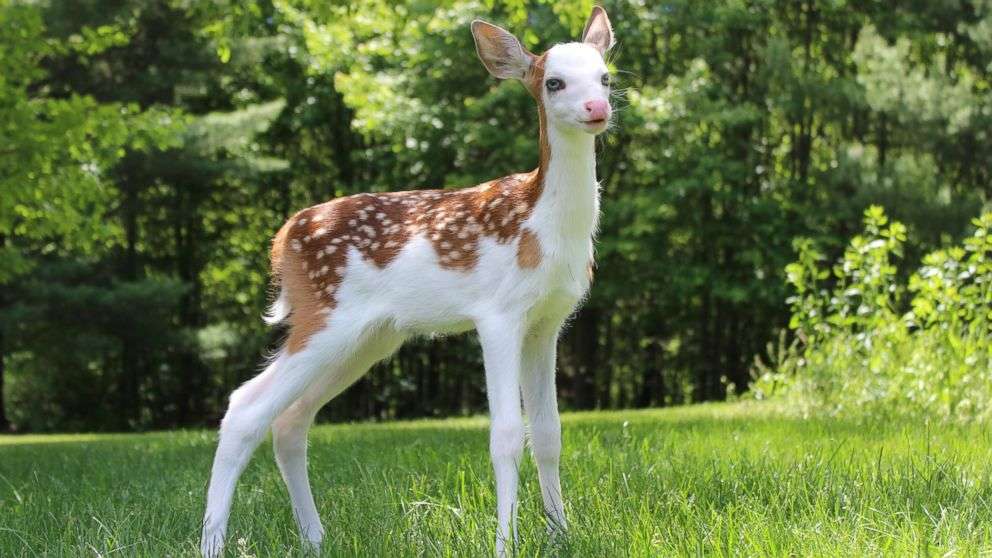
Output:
left=582, top=6, right=615, bottom=55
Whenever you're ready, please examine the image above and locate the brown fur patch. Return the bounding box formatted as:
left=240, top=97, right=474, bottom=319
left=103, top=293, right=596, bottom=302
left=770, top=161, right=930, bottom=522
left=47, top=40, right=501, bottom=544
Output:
left=523, top=53, right=551, bottom=180
left=517, top=228, right=542, bottom=268
left=281, top=248, right=332, bottom=354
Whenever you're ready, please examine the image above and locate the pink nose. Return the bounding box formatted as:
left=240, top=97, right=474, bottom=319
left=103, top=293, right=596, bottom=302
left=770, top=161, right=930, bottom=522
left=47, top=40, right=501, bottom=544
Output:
left=584, top=99, right=610, bottom=121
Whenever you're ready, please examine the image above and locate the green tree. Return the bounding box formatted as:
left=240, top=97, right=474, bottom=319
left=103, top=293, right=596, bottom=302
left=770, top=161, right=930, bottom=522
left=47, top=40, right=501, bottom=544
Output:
left=0, top=2, right=181, bottom=430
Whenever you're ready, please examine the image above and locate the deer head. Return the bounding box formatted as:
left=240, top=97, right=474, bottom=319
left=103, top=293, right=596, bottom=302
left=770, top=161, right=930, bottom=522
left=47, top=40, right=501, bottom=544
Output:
left=471, top=6, right=616, bottom=136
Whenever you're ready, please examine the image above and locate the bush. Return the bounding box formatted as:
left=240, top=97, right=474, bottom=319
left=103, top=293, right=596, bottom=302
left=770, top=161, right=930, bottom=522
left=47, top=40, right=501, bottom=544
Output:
left=751, top=207, right=992, bottom=422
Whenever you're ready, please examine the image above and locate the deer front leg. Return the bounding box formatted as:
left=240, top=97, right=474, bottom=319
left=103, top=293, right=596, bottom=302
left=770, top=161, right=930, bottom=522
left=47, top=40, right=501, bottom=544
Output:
left=521, top=323, right=566, bottom=535
left=476, top=315, right=526, bottom=557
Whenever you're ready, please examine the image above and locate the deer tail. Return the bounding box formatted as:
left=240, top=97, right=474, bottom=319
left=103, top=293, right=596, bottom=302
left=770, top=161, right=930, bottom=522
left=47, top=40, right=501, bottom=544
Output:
left=263, top=220, right=293, bottom=326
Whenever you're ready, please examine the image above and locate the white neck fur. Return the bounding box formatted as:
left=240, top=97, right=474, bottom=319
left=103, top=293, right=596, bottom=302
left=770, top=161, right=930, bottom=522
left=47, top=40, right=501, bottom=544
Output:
left=534, top=123, right=600, bottom=246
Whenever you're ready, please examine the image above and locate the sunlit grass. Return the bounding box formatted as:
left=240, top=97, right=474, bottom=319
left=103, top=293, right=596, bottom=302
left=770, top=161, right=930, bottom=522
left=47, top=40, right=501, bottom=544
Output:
left=2, top=402, right=991, bottom=556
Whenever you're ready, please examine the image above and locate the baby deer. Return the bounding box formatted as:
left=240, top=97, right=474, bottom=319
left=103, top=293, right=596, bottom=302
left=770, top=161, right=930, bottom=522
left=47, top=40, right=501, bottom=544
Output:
left=200, top=6, right=615, bottom=556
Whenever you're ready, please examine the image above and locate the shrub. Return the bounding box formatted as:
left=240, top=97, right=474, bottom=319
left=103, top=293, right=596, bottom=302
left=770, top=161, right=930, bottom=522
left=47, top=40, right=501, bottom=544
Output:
left=751, top=207, right=992, bottom=422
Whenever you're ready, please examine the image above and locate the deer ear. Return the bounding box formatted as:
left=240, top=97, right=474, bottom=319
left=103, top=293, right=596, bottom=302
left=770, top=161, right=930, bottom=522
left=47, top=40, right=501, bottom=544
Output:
left=471, top=20, right=534, bottom=80
left=582, top=6, right=615, bottom=55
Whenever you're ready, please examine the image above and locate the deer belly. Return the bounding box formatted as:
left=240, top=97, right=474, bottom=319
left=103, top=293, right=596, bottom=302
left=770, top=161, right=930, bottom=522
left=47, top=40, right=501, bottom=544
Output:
left=338, top=234, right=518, bottom=332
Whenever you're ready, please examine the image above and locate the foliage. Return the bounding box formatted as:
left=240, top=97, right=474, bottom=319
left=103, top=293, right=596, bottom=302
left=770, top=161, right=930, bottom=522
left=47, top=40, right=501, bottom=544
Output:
left=1, top=0, right=991, bottom=431
left=753, top=208, right=992, bottom=422
left=4, top=262, right=187, bottom=431
left=0, top=2, right=183, bottom=281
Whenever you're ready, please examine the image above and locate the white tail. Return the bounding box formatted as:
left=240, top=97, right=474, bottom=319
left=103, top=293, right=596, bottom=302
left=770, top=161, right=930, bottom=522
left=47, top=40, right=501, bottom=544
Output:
left=201, top=6, right=616, bottom=557
left=261, top=288, right=289, bottom=326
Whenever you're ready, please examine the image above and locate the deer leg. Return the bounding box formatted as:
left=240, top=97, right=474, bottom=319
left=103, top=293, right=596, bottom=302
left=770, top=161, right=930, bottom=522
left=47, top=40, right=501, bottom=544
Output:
left=271, top=329, right=404, bottom=552
left=476, top=315, right=526, bottom=557
left=521, top=323, right=566, bottom=535
left=271, top=399, right=323, bottom=550
left=200, top=319, right=374, bottom=558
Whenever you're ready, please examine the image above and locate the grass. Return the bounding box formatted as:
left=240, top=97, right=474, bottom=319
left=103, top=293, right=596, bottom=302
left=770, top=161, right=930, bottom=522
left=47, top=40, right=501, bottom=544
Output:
left=2, top=402, right=992, bottom=557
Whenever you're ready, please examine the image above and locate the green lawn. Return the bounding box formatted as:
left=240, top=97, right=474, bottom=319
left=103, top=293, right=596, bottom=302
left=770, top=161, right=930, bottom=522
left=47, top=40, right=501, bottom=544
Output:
left=2, top=402, right=991, bottom=557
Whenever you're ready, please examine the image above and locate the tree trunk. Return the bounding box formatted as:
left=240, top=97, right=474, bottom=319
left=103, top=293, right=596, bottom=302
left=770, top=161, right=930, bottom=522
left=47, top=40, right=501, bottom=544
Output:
left=121, top=178, right=141, bottom=427
left=637, top=337, right=664, bottom=408
left=597, top=313, right=614, bottom=408
left=0, top=325, right=9, bottom=432
left=174, top=184, right=208, bottom=426
left=570, top=306, right=600, bottom=409
left=0, top=233, right=9, bottom=431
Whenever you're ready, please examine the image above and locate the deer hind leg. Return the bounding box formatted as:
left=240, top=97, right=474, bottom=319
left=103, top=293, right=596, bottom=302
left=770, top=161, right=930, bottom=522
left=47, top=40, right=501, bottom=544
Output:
left=271, top=328, right=404, bottom=552
left=200, top=317, right=380, bottom=558
left=271, top=397, right=323, bottom=551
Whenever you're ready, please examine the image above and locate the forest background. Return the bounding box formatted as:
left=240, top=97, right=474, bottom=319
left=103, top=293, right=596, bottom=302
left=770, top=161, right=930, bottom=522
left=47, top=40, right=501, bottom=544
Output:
left=2, top=0, right=990, bottom=432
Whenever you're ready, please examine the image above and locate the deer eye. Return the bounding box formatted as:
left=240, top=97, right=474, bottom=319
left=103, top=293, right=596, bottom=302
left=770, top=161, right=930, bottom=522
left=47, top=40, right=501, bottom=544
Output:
left=545, top=78, right=564, bottom=92
left=601, top=73, right=611, bottom=87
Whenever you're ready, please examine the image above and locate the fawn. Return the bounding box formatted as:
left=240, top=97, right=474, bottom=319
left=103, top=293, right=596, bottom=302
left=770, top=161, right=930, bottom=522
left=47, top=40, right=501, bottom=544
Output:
left=200, top=6, right=615, bottom=556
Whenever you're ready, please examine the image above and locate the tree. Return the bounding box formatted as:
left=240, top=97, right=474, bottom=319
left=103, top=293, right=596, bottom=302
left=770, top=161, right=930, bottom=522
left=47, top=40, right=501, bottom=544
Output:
left=0, top=2, right=181, bottom=430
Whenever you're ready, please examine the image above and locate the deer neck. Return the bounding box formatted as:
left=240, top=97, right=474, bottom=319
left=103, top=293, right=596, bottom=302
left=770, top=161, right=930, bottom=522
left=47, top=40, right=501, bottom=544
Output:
left=530, top=112, right=600, bottom=245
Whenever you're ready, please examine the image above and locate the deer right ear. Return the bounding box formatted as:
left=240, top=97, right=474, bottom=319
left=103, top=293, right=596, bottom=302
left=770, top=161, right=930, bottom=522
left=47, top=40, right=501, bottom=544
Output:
left=471, top=20, right=533, bottom=80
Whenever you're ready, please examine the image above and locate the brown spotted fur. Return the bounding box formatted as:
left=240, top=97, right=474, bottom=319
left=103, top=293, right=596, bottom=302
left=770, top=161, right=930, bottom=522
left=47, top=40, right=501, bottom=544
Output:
left=272, top=50, right=554, bottom=354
